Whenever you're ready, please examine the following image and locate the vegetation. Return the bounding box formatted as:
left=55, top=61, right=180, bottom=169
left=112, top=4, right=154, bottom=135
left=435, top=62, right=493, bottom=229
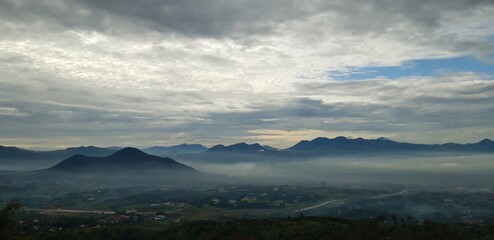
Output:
left=0, top=203, right=32, bottom=240
left=3, top=184, right=494, bottom=239
left=161, top=216, right=494, bottom=240
left=3, top=204, right=494, bottom=240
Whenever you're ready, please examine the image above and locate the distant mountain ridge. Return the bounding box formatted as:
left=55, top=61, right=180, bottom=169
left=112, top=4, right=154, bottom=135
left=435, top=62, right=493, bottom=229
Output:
left=0, top=144, right=208, bottom=162
left=286, top=136, right=494, bottom=154
left=0, top=145, right=116, bottom=161
left=199, top=137, right=494, bottom=158
left=207, top=142, right=266, bottom=153
left=51, top=147, right=196, bottom=172
left=142, top=144, right=207, bottom=156
left=0, top=146, right=44, bottom=160
left=51, top=146, right=117, bottom=158
left=287, top=136, right=423, bottom=152
left=2, top=137, right=494, bottom=165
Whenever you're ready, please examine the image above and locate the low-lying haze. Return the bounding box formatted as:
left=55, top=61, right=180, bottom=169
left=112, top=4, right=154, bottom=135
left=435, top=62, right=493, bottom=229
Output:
left=183, top=153, right=494, bottom=188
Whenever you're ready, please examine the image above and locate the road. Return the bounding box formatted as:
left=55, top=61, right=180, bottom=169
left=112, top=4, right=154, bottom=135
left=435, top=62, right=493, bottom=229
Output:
left=26, top=206, right=185, bottom=215
left=24, top=208, right=115, bottom=215
left=294, top=199, right=348, bottom=212
left=369, top=189, right=408, bottom=199
left=25, top=190, right=409, bottom=215
left=294, top=189, right=408, bottom=213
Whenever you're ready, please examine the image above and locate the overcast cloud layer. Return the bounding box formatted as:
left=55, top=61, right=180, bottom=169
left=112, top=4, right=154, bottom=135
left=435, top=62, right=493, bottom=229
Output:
left=0, top=0, right=493, bottom=149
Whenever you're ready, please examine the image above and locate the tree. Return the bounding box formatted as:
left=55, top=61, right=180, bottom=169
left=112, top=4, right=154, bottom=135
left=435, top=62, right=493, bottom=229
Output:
left=391, top=214, right=398, bottom=225
left=0, top=203, right=24, bottom=240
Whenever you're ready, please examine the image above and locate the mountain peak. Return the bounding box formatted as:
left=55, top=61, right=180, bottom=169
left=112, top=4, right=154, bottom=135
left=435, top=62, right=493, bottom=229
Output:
left=65, top=146, right=99, bottom=150
left=233, top=142, right=248, bottom=146
left=311, top=136, right=350, bottom=143
left=108, top=147, right=149, bottom=159
left=207, top=142, right=265, bottom=153
left=312, top=137, right=330, bottom=141
left=334, top=136, right=348, bottom=140
left=479, top=138, right=493, bottom=143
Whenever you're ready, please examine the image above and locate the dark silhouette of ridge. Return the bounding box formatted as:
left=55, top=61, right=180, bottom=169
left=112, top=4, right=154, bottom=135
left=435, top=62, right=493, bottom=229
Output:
left=50, top=147, right=196, bottom=172
left=0, top=145, right=115, bottom=161
left=2, top=137, right=494, bottom=166
left=207, top=142, right=266, bottom=153
left=50, top=146, right=116, bottom=159
left=262, top=145, right=280, bottom=151
left=0, top=146, right=43, bottom=160
left=286, top=136, right=494, bottom=153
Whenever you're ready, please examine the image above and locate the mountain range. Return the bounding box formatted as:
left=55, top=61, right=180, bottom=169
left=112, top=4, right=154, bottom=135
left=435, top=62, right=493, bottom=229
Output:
left=203, top=137, right=494, bottom=155
left=285, top=137, right=494, bottom=154
left=1, top=137, right=494, bottom=166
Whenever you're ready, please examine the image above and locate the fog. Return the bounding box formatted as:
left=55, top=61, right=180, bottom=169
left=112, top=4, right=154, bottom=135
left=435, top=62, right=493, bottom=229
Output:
left=1, top=153, right=494, bottom=193
left=2, top=152, right=494, bottom=224
left=182, top=154, right=494, bottom=189
left=0, top=159, right=60, bottom=171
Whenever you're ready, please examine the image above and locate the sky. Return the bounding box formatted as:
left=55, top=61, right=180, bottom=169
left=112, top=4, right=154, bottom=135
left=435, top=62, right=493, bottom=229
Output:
left=0, top=0, right=493, bottom=150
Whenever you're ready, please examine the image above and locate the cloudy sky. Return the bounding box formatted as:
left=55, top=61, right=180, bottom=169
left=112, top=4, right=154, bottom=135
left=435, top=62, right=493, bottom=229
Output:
left=1, top=0, right=493, bottom=149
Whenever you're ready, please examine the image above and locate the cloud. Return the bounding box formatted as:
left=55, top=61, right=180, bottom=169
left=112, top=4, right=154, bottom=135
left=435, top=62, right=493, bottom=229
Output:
left=0, top=107, right=29, bottom=117
left=0, top=0, right=493, bottom=148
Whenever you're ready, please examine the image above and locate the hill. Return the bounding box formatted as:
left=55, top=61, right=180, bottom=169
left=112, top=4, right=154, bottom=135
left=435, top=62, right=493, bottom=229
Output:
left=50, top=147, right=196, bottom=172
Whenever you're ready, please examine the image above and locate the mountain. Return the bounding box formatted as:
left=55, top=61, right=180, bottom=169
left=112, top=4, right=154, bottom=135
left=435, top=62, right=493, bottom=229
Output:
left=286, top=136, right=494, bottom=154
left=46, top=146, right=116, bottom=159
left=3, top=138, right=494, bottom=167
left=50, top=147, right=196, bottom=172
left=287, top=136, right=423, bottom=152
left=142, top=144, right=207, bottom=156
left=181, top=137, right=494, bottom=163
left=206, top=142, right=266, bottom=153
left=0, top=145, right=118, bottom=170
left=461, top=139, right=494, bottom=152
left=0, top=146, right=45, bottom=160
left=263, top=145, right=280, bottom=151
left=0, top=145, right=116, bottom=161
left=106, top=146, right=123, bottom=151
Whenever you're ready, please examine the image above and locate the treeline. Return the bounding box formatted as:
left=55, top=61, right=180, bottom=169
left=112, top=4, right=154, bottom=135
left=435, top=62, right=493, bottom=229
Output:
left=162, top=216, right=494, bottom=240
